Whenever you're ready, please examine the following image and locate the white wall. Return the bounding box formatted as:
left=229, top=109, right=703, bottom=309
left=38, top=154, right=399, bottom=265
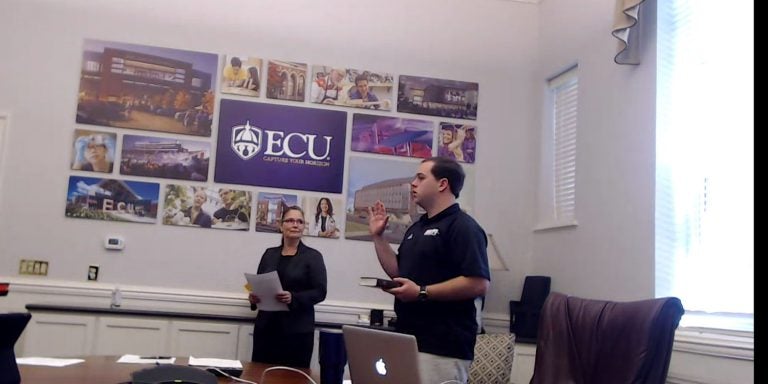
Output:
left=533, top=0, right=656, bottom=300
left=0, top=0, right=753, bottom=382
left=535, top=1, right=753, bottom=382
left=0, top=0, right=538, bottom=319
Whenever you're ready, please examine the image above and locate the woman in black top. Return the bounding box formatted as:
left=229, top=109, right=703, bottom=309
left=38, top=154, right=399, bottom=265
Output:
left=249, top=206, right=327, bottom=367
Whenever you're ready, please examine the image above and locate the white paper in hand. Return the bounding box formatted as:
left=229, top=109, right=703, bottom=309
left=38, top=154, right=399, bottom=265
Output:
left=245, top=271, right=289, bottom=311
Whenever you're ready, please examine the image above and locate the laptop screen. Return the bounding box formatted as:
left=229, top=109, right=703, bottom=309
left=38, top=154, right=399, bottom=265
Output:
left=342, top=325, right=422, bottom=384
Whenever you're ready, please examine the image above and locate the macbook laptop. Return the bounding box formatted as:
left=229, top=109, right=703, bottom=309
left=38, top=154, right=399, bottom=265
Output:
left=342, top=325, right=422, bottom=384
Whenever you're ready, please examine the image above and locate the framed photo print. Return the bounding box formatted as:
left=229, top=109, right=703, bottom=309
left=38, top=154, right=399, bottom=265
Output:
left=65, top=176, right=159, bottom=223
left=71, top=129, right=117, bottom=173
left=301, top=196, right=344, bottom=239
left=309, top=65, right=393, bottom=111
left=162, top=185, right=251, bottom=230
left=351, top=114, right=433, bottom=159
left=254, top=192, right=299, bottom=233
left=437, top=123, right=477, bottom=163
left=397, top=75, right=478, bottom=120
left=221, top=55, right=262, bottom=97
left=76, top=39, right=218, bottom=136
left=265, top=60, right=307, bottom=102
left=120, top=134, right=210, bottom=181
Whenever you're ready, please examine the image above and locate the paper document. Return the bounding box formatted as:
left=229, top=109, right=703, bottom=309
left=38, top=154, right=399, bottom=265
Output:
left=188, top=356, right=243, bottom=369
left=244, top=271, right=289, bottom=311
left=16, top=357, right=84, bottom=367
left=117, top=354, right=176, bottom=364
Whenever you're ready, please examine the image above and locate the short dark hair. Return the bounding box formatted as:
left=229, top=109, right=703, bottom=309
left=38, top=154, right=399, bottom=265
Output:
left=354, top=74, right=369, bottom=85
left=422, top=156, right=465, bottom=198
left=230, top=57, right=242, bottom=68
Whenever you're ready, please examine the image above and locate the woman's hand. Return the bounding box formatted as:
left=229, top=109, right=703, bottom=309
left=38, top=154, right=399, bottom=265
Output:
left=248, top=293, right=261, bottom=305
left=276, top=290, right=292, bottom=304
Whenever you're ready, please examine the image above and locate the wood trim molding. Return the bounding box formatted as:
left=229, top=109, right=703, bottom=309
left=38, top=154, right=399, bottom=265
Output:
left=3, top=277, right=754, bottom=362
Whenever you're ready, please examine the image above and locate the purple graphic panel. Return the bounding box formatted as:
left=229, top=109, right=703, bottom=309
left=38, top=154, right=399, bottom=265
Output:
left=215, top=100, right=347, bottom=193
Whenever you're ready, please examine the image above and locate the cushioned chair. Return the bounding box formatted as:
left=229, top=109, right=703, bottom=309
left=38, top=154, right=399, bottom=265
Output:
left=530, top=292, right=684, bottom=384
left=469, top=333, right=515, bottom=384
left=509, top=276, right=551, bottom=343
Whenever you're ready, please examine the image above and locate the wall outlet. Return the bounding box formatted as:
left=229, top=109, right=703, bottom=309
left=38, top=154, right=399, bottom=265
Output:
left=19, top=259, right=49, bottom=276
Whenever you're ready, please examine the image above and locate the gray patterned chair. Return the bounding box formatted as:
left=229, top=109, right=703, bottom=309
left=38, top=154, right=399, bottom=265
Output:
left=469, top=333, right=515, bottom=384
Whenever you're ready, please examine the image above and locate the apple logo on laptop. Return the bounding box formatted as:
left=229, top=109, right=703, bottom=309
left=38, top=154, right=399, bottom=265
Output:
left=375, top=357, right=387, bottom=376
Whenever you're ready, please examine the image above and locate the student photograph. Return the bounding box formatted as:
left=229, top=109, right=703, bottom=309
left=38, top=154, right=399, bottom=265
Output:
left=310, top=66, right=394, bottom=111
left=212, top=188, right=251, bottom=230
left=248, top=206, right=327, bottom=368
left=347, top=73, right=391, bottom=110
left=222, top=56, right=248, bottom=87
left=162, top=185, right=215, bottom=229
left=71, top=129, right=117, bottom=173
left=310, top=66, right=349, bottom=105
left=183, top=188, right=212, bottom=228
left=221, top=55, right=263, bottom=97
left=437, top=123, right=477, bottom=164
left=305, top=196, right=342, bottom=239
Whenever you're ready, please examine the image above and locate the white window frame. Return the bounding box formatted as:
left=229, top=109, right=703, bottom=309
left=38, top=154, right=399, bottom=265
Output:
left=655, top=0, right=753, bottom=333
left=535, top=65, right=579, bottom=231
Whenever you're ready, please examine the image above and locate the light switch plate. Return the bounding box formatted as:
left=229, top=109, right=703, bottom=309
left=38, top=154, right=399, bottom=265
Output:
left=19, top=259, right=49, bottom=276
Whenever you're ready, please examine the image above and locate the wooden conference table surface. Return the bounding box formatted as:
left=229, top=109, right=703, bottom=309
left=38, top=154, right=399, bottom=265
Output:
left=19, top=356, right=316, bottom=384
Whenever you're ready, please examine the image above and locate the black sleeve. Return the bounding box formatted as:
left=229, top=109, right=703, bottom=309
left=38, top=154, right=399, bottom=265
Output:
left=289, top=250, right=327, bottom=310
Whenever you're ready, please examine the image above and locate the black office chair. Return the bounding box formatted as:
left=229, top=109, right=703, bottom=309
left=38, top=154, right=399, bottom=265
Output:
left=509, top=276, right=551, bottom=343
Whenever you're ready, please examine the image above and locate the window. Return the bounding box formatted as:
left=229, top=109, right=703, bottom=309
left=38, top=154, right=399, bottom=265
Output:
left=536, top=65, right=578, bottom=230
left=655, top=0, right=753, bottom=331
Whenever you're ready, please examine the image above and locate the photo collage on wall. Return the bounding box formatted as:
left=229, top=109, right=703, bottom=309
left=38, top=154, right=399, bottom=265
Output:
left=66, top=38, right=480, bottom=242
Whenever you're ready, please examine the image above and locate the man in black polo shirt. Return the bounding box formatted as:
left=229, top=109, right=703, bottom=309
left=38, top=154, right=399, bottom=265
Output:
left=367, top=156, right=490, bottom=384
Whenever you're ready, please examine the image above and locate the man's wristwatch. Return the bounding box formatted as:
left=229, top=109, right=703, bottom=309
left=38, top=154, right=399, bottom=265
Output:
left=418, top=285, right=429, bottom=301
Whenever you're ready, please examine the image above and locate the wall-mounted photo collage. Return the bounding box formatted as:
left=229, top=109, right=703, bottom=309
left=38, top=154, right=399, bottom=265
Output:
left=67, top=38, right=481, bottom=242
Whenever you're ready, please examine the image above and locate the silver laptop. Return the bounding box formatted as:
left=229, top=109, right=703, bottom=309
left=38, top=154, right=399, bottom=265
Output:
left=342, top=325, right=422, bottom=384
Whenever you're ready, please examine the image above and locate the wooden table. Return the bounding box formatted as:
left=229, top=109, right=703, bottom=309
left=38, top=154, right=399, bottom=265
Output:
left=19, top=356, right=316, bottom=383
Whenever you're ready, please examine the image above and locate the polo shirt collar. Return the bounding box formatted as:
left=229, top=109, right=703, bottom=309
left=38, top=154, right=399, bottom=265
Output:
left=421, top=203, right=460, bottom=224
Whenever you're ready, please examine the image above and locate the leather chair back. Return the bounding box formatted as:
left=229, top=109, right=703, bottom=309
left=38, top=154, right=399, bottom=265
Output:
left=530, top=292, right=683, bottom=384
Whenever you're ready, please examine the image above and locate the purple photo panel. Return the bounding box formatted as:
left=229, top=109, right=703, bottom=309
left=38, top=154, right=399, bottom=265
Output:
left=214, top=100, right=347, bottom=193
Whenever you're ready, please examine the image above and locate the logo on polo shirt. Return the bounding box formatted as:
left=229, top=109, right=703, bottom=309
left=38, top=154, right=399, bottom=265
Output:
left=424, top=228, right=439, bottom=236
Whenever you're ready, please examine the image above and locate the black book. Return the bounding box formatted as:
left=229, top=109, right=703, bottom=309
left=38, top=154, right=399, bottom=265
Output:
left=359, top=277, right=401, bottom=290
